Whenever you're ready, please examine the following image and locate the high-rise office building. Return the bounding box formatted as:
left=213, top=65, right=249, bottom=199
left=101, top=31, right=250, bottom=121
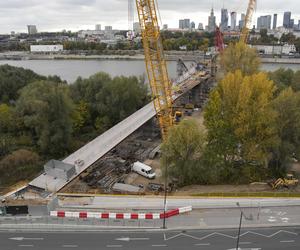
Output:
left=220, top=8, right=229, bottom=31
left=95, top=24, right=101, bottom=31
left=283, top=11, right=291, bottom=28
left=257, top=15, right=272, bottom=30
left=208, top=8, right=216, bottom=32
left=163, top=24, right=168, bottom=30
left=133, top=22, right=141, bottom=34
left=190, top=21, right=195, bottom=29
left=27, top=25, right=37, bottom=35
left=290, top=19, right=295, bottom=29
left=230, top=12, right=237, bottom=31
left=179, top=19, right=190, bottom=29
left=198, top=23, right=204, bottom=30
left=273, top=14, right=277, bottom=30
left=239, top=13, right=246, bottom=29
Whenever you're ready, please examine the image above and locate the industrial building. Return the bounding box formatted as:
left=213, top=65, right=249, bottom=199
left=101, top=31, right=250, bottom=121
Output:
left=30, top=45, right=63, bottom=53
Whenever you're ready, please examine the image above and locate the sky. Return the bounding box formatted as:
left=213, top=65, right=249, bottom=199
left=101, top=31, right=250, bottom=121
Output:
left=0, top=0, right=299, bottom=33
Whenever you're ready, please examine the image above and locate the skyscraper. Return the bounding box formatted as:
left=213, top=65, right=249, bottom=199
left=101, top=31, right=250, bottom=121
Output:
left=191, top=21, right=195, bottom=29
left=27, top=25, right=37, bottom=35
left=283, top=11, right=291, bottom=28
left=273, top=14, right=277, bottom=30
left=230, top=12, right=237, bottom=31
left=239, top=13, right=246, bottom=30
left=208, top=8, right=216, bottom=32
left=198, top=23, right=204, bottom=30
left=257, top=15, right=272, bottom=30
left=221, top=8, right=229, bottom=31
left=179, top=19, right=190, bottom=29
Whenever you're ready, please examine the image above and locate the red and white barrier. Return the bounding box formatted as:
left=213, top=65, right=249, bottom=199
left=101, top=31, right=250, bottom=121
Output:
left=50, top=206, right=192, bottom=220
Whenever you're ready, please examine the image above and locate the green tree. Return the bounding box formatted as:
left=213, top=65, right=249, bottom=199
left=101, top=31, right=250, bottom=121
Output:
left=220, top=41, right=260, bottom=76
left=268, top=68, right=295, bottom=93
left=161, top=119, right=208, bottom=186
left=0, top=65, right=44, bottom=103
left=204, top=71, right=278, bottom=183
left=270, top=88, right=300, bottom=176
left=16, top=81, right=74, bottom=157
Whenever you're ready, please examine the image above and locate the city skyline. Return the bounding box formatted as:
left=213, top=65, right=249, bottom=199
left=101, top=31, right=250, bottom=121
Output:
left=0, top=0, right=300, bottom=33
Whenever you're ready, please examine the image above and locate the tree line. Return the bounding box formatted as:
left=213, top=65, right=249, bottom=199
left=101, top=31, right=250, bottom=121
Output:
left=0, top=65, right=149, bottom=188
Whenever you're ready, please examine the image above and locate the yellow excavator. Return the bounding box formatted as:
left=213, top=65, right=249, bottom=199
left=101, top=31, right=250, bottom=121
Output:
left=269, top=174, right=299, bottom=189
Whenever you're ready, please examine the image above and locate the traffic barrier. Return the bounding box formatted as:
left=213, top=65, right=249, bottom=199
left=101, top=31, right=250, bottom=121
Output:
left=50, top=206, right=192, bottom=220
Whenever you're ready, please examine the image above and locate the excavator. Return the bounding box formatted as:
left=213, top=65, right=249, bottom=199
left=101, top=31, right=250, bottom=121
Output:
left=269, top=174, right=299, bottom=189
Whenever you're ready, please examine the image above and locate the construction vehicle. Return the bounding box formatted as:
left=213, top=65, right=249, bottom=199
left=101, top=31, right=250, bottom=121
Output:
left=269, top=174, right=299, bottom=189
left=136, top=0, right=173, bottom=141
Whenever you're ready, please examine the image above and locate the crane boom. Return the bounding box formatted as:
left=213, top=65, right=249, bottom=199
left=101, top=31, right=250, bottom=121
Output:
left=240, top=0, right=256, bottom=43
left=135, top=0, right=173, bottom=140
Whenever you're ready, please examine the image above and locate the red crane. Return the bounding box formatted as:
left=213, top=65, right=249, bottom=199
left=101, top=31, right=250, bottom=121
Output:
left=215, top=26, right=225, bottom=53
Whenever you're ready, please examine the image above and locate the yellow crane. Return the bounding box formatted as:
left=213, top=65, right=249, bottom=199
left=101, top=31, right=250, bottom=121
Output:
left=240, top=0, right=256, bottom=43
left=135, top=0, right=173, bottom=140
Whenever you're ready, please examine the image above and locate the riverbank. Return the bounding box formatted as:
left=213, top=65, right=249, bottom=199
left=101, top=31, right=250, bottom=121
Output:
left=1, top=51, right=300, bottom=64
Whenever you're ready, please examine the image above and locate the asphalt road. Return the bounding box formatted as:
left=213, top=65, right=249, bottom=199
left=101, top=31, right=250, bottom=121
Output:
left=0, top=227, right=299, bottom=250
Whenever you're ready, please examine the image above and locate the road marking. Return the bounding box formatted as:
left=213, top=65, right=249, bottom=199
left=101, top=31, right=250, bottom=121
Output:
left=164, top=230, right=297, bottom=242
left=107, top=245, right=122, bottom=248
left=62, top=245, right=78, bottom=248
left=116, top=237, right=149, bottom=242
left=280, top=240, right=295, bottom=243
left=194, top=243, right=210, bottom=246
left=240, top=242, right=252, bottom=245
left=18, top=245, right=34, bottom=247
left=152, top=245, right=167, bottom=247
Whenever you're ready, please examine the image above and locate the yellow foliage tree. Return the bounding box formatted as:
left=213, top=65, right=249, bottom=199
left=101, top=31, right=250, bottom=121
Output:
left=204, top=70, right=278, bottom=182
left=220, top=41, right=260, bottom=76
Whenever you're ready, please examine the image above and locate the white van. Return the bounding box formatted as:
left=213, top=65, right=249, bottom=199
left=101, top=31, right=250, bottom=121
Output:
left=132, top=161, right=156, bottom=179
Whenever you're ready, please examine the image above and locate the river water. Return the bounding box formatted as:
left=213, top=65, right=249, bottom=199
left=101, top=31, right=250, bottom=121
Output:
left=0, top=59, right=299, bottom=83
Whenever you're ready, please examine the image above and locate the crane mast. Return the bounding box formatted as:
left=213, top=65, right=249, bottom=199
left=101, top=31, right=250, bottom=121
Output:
left=135, top=0, right=173, bottom=140
left=240, top=0, right=256, bottom=43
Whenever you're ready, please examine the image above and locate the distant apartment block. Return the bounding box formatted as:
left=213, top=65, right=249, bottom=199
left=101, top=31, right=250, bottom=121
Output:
left=27, top=25, right=37, bottom=35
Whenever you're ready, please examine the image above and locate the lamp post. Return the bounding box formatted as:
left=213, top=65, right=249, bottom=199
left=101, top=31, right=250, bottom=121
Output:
left=162, top=159, right=168, bottom=229
left=236, top=202, right=253, bottom=250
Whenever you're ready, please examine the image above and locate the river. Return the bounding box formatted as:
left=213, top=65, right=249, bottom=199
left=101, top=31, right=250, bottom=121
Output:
left=0, top=59, right=299, bottom=83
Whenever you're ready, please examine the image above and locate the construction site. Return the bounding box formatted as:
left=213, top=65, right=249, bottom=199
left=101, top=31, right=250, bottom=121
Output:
left=1, top=0, right=299, bottom=207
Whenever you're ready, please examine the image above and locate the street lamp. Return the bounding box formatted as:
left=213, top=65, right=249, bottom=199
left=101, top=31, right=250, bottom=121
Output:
left=235, top=202, right=253, bottom=250
left=162, top=160, right=168, bottom=229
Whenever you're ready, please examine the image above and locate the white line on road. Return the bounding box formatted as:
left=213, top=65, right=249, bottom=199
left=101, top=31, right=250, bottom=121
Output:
left=62, top=245, right=78, bottom=248
left=280, top=240, right=295, bottom=243
left=152, top=245, right=167, bottom=247
left=194, top=243, right=211, bottom=246
left=107, top=245, right=122, bottom=248
left=18, top=245, right=34, bottom=247
left=240, top=242, right=252, bottom=245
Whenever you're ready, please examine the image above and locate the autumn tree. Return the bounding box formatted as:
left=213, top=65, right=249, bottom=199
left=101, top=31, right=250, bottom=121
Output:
left=161, top=119, right=209, bottom=186
left=220, top=41, right=260, bottom=76
left=204, top=70, right=278, bottom=183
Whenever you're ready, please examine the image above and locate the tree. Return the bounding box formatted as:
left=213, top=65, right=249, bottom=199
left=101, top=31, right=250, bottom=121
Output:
left=0, top=149, right=40, bottom=186
left=16, top=81, right=74, bottom=157
left=268, top=68, right=295, bottom=93
left=0, top=65, right=44, bottom=103
left=204, top=70, right=278, bottom=183
left=220, top=41, right=260, bottom=76
left=161, top=119, right=208, bottom=186
left=270, top=88, right=300, bottom=176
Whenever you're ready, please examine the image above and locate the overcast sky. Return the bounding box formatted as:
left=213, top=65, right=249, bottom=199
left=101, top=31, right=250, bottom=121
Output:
left=0, top=0, right=299, bottom=33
